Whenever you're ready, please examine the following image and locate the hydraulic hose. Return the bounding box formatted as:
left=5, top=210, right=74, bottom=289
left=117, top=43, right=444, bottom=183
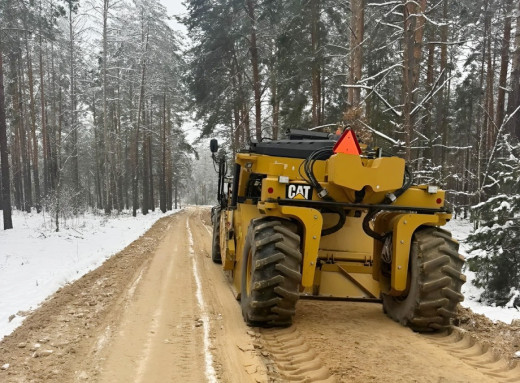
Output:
left=362, top=209, right=385, bottom=241
left=321, top=208, right=346, bottom=237
left=383, top=165, right=413, bottom=204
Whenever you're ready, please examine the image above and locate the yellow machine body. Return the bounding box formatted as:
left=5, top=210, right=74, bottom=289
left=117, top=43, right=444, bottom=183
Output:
left=219, top=151, right=451, bottom=301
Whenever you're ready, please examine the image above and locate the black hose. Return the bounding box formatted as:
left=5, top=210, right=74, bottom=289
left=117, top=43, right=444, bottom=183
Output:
left=362, top=209, right=385, bottom=241
left=383, top=165, right=413, bottom=204
left=321, top=208, right=347, bottom=237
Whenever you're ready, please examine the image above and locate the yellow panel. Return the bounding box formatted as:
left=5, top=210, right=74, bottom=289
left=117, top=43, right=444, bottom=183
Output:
left=394, top=187, right=447, bottom=209
left=319, top=213, right=374, bottom=253
left=277, top=206, right=322, bottom=288
left=390, top=213, right=450, bottom=293
left=316, top=267, right=380, bottom=298
left=328, top=153, right=405, bottom=192
left=236, top=153, right=326, bottom=182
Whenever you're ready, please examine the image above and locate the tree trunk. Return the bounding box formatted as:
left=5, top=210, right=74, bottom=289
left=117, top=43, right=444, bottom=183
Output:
left=246, top=0, right=262, bottom=141
left=0, top=39, right=13, bottom=229
left=160, top=93, right=167, bottom=213
left=506, top=0, right=520, bottom=139
left=243, top=106, right=251, bottom=144
left=39, top=1, right=49, bottom=196
left=103, top=0, right=111, bottom=214
left=25, top=35, right=41, bottom=213
left=148, top=107, right=154, bottom=212
left=69, top=1, right=79, bottom=210
left=402, top=0, right=426, bottom=161
left=481, top=0, right=495, bottom=154
left=17, top=51, right=32, bottom=212
left=49, top=38, right=58, bottom=192
left=55, top=86, right=63, bottom=232
left=422, top=33, right=435, bottom=168
left=347, top=0, right=364, bottom=130
left=484, top=29, right=495, bottom=152
left=166, top=106, right=173, bottom=211
left=132, top=18, right=149, bottom=217
left=9, top=53, right=23, bottom=210
left=270, top=61, right=280, bottom=140
left=174, top=177, right=178, bottom=210
left=116, top=67, right=124, bottom=212
left=496, top=0, right=513, bottom=130
left=310, top=0, right=322, bottom=127
left=439, top=0, right=448, bottom=175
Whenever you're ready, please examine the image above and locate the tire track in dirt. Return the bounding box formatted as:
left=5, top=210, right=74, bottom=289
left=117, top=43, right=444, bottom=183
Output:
left=187, top=218, right=218, bottom=383
left=189, top=209, right=269, bottom=383
left=424, top=327, right=520, bottom=382
left=259, top=326, right=336, bottom=382
left=288, top=300, right=502, bottom=382
left=94, top=213, right=207, bottom=383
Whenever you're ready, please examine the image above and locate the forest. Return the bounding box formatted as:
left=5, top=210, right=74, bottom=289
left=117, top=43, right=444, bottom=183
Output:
left=0, top=0, right=519, bottom=305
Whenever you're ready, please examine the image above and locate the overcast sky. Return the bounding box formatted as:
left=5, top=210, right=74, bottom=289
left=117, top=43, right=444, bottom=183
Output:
left=162, top=0, right=186, bottom=14
left=161, top=0, right=188, bottom=32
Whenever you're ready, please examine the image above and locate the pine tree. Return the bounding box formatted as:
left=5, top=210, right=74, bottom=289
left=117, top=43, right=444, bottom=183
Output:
left=467, top=137, right=520, bottom=307
left=0, top=36, right=13, bottom=229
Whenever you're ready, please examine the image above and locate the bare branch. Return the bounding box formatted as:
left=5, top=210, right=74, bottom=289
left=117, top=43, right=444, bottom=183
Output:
left=357, top=63, right=403, bottom=84
left=356, top=119, right=403, bottom=146
left=479, top=104, right=520, bottom=190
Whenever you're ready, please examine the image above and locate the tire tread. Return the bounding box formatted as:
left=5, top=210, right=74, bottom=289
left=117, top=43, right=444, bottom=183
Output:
left=241, top=218, right=302, bottom=327
left=383, top=227, right=466, bottom=332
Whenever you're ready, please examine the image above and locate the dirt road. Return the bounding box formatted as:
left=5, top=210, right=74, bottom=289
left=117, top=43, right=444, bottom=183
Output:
left=0, top=207, right=519, bottom=383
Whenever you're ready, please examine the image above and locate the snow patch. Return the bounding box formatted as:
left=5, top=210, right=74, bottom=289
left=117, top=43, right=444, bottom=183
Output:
left=445, top=219, right=520, bottom=325
left=506, top=289, right=520, bottom=309
left=0, top=209, right=177, bottom=341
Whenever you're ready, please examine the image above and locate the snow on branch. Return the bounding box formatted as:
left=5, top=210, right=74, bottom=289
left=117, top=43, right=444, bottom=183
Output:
left=431, top=144, right=473, bottom=150
left=367, top=1, right=401, bottom=7
left=342, top=85, right=372, bottom=90
left=356, top=120, right=403, bottom=146
left=427, top=40, right=469, bottom=46
left=480, top=104, right=520, bottom=191
left=411, top=69, right=454, bottom=115
left=421, top=13, right=448, bottom=27
left=376, top=20, right=403, bottom=30
left=358, top=63, right=403, bottom=84
left=342, top=84, right=402, bottom=117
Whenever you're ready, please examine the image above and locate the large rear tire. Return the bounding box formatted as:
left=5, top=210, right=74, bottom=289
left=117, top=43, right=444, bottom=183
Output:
left=241, top=218, right=302, bottom=327
left=382, top=227, right=466, bottom=332
left=211, top=207, right=222, bottom=264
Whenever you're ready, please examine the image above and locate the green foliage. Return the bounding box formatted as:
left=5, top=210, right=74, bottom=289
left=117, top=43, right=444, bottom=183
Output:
left=467, top=139, right=520, bottom=306
left=183, top=0, right=352, bottom=141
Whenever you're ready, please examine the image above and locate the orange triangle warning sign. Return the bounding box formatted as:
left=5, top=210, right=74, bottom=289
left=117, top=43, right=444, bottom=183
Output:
left=333, top=129, right=361, bottom=155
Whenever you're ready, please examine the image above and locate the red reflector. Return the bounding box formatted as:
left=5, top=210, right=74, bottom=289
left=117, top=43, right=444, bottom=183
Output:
left=436, top=198, right=442, bottom=204
left=268, top=187, right=274, bottom=194
left=333, top=129, right=361, bottom=155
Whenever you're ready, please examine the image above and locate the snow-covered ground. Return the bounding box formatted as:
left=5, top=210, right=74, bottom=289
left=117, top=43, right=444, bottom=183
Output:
left=0, top=212, right=518, bottom=342
left=445, top=219, right=520, bottom=325
left=0, top=209, right=177, bottom=341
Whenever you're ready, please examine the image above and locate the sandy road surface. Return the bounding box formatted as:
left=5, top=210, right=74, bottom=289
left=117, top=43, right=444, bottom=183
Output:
left=94, top=208, right=266, bottom=383
left=1, top=207, right=518, bottom=383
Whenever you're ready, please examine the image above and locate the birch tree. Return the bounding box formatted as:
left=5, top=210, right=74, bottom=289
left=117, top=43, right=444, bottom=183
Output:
left=0, top=36, right=13, bottom=229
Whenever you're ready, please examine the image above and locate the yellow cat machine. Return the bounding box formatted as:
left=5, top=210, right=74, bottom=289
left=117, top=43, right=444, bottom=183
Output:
left=210, top=129, right=465, bottom=331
